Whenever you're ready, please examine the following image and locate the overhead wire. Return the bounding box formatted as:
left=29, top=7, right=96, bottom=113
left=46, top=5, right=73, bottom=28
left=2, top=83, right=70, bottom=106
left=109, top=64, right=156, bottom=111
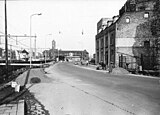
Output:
left=0, top=35, right=30, bottom=49
left=0, top=4, right=42, bottom=53
left=0, top=36, right=30, bottom=51
left=8, top=36, right=29, bottom=48
left=0, top=10, right=30, bottom=50
left=0, top=42, right=29, bottom=50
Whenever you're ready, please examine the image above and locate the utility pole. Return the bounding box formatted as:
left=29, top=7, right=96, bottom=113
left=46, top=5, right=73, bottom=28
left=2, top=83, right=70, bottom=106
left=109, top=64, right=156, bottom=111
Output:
left=10, top=45, right=12, bottom=63
left=30, top=13, right=42, bottom=68
left=5, top=0, right=8, bottom=79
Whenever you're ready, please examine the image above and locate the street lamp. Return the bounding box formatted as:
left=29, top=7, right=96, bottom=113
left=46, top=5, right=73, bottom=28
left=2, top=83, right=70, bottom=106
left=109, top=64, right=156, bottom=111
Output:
left=30, top=13, right=42, bottom=68
left=58, top=31, right=62, bottom=62
left=81, top=30, right=84, bottom=60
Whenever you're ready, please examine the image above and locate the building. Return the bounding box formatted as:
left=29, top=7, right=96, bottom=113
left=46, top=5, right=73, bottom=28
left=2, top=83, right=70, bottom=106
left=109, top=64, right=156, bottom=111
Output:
left=15, top=49, right=29, bottom=61
left=97, top=18, right=111, bottom=33
left=52, top=40, right=56, bottom=50
left=0, top=48, right=3, bottom=59
left=96, top=0, right=159, bottom=71
left=51, top=49, right=89, bottom=61
left=0, top=48, right=28, bottom=61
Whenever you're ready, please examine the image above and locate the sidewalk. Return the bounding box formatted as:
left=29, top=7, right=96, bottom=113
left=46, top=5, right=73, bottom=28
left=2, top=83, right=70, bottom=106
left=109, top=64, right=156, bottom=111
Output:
left=0, top=100, right=24, bottom=115
left=0, top=84, right=25, bottom=115
left=0, top=67, right=52, bottom=115
left=77, top=63, right=160, bottom=79
left=77, top=64, right=127, bottom=74
left=0, top=70, right=30, bottom=115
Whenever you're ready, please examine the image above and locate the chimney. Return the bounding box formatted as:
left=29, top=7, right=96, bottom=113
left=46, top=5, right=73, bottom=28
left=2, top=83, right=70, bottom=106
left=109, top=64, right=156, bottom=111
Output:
left=107, top=20, right=113, bottom=27
left=112, top=15, right=119, bottom=23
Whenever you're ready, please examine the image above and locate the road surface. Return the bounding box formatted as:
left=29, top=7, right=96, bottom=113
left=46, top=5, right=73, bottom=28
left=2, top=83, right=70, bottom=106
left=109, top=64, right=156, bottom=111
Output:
left=25, top=62, right=160, bottom=115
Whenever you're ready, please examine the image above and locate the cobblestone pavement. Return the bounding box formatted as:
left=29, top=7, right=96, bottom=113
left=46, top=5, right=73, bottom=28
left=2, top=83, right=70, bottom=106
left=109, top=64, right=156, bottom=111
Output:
left=0, top=100, right=24, bottom=115
left=22, top=90, right=50, bottom=115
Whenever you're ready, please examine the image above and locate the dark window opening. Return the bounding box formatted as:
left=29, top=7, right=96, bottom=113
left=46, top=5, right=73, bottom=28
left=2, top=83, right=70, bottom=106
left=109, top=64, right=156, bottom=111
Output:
left=144, top=41, right=150, bottom=48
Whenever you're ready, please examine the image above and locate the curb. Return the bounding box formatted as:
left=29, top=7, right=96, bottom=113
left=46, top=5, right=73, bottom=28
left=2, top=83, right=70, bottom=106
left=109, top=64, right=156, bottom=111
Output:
left=76, top=64, right=160, bottom=79
left=17, top=100, right=25, bottom=115
left=127, top=74, right=160, bottom=79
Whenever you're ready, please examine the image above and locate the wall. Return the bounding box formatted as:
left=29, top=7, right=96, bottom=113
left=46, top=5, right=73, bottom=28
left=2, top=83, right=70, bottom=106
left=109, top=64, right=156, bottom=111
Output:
left=116, top=10, right=155, bottom=69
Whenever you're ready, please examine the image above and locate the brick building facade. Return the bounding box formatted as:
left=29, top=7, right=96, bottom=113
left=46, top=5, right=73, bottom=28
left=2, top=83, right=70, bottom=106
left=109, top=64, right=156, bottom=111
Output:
left=96, top=0, right=159, bottom=71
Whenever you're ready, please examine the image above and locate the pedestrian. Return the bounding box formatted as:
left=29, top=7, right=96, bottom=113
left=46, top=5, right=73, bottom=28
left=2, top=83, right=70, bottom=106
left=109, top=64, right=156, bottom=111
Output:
left=99, top=61, right=103, bottom=70
left=86, top=60, right=89, bottom=66
left=108, top=62, right=113, bottom=73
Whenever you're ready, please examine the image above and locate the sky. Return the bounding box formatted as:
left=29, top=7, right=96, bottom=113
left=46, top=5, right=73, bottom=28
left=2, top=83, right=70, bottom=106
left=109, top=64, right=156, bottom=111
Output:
left=0, top=0, right=126, bottom=56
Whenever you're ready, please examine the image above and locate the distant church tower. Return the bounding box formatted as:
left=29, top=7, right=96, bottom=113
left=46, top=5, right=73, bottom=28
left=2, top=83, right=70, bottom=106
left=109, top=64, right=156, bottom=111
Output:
left=52, top=40, right=56, bottom=50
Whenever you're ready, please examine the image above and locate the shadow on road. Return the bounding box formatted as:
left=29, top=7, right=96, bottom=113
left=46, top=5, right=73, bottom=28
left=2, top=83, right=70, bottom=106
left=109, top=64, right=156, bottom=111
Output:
left=0, top=68, right=51, bottom=115
left=0, top=69, right=31, bottom=105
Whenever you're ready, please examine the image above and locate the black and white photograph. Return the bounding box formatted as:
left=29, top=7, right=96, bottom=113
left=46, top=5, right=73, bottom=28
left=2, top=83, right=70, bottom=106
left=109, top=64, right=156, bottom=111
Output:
left=0, top=0, right=160, bottom=115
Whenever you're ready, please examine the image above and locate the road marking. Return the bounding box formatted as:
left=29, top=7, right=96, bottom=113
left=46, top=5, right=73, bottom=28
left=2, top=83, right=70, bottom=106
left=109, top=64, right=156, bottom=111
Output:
left=66, top=82, right=136, bottom=115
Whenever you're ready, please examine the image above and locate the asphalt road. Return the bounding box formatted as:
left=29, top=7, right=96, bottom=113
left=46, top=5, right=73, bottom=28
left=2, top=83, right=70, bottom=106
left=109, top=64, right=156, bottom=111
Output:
left=52, top=62, right=160, bottom=114
left=26, top=62, right=160, bottom=115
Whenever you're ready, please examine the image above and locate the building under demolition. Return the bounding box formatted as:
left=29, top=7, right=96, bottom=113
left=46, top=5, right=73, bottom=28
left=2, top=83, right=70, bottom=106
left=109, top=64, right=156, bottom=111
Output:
left=95, top=0, right=160, bottom=72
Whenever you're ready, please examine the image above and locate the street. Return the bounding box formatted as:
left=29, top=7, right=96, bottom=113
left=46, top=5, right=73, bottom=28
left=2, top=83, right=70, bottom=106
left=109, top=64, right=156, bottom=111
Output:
left=26, top=62, right=160, bottom=115
left=1, top=0, right=160, bottom=115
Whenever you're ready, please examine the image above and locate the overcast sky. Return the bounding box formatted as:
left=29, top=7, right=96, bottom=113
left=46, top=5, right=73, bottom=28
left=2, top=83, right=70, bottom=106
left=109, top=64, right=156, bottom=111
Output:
left=0, top=0, right=126, bottom=56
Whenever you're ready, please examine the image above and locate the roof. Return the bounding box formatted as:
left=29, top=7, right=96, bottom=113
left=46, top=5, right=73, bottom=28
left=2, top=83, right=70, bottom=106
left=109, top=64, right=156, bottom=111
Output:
left=22, top=49, right=29, bottom=54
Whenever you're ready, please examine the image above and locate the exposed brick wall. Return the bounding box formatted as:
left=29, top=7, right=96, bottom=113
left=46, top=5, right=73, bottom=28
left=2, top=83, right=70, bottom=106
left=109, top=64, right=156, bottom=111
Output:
left=116, top=11, right=153, bottom=39
left=136, top=1, right=155, bottom=11
left=95, top=0, right=157, bottom=70
left=115, top=9, right=157, bottom=69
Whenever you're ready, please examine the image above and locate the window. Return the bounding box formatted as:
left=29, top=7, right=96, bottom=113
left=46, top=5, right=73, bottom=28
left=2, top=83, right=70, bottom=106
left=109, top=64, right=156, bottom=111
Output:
left=138, top=6, right=146, bottom=11
left=125, top=17, right=130, bottom=23
left=101, top=38, right=104, bottom=48
left=144, top=41, right=150, bottom=48
left=111, top=50, right=114, bottom=55
left=144, top=12, right=149, bottom=18
left=110, top=34, right=114, bottom=45
left=105, top=36, right=108, bottom=47
left=96, top=40, right=99, bottom=49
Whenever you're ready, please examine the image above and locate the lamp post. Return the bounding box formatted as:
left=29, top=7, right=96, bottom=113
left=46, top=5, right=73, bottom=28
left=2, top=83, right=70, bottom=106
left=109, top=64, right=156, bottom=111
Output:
left=30, top=13, right=42, bottom=68
left=81, top=30, right=84, bottom=60
left=58, top=32, right=61, bottom=62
